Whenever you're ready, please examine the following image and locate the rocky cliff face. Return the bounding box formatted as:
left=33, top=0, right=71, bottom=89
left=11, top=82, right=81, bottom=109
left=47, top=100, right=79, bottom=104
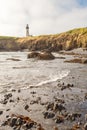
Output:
left=0, top=27, right=87, bottom=51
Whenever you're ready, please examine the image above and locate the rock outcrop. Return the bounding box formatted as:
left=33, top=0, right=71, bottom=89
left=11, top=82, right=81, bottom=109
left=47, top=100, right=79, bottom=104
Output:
left=27, top=51, right=55, bottom=60
left=65, top=58, right=87, bottom=64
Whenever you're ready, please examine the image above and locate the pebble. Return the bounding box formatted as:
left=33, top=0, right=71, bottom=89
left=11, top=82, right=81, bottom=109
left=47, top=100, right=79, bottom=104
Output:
left=31, top=91, right=36, bottom=94
left=9, top=99, right=14, bottom=103
left=24, top=104, right=29, bottom=110
left=11, top=89, right=16, bottom=92
left=6, top=115, right=9, bottom=118
left=6, top=109, right=10, bottom=111
left=18, top=89, right=21, bottom=93
left=17, top=97, right=20, bottom=100
left=0, top=111, right=3, bottom=115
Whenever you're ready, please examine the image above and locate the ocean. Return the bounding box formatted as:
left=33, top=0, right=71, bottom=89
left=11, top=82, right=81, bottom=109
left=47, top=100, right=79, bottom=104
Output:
left=0, top=51, right=84, bottom=93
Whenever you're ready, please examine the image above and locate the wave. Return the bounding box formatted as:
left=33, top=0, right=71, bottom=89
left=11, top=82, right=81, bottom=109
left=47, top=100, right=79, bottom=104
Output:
left=22, top=70, right=70, bottom=90
left=36, top=70, right=70, bottom=86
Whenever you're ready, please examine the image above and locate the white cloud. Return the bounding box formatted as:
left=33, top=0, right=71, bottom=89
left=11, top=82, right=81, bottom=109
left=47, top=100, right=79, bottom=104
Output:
left=0, top=0, right=87, bottom=36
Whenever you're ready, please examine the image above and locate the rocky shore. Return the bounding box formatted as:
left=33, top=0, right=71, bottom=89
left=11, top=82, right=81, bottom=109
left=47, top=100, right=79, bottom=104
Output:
left=0, top=69, right=87, bottom=130
left=0, top=48, right=87, bottom=130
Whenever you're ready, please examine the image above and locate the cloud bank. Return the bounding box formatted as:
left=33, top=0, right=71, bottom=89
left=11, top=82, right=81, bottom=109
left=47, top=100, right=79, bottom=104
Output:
left=0, top=0, right=87, bottom=36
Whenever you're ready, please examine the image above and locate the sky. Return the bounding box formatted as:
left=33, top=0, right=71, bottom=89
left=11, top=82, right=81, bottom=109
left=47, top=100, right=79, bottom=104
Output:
left=0, top=0, right=87, bottom=37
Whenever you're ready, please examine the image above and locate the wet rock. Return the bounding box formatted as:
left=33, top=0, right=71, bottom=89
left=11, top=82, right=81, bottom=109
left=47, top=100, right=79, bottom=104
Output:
left=7, top=117, right=11, bottom=122
left=67, top=83, right=74, bottom=87
left=56, top=57, right=65, bottom=59
left=40, top=102, right=48, bottom=106
left=54, top=98, right=65, bottom=104
left=27, top=51, right=55, bottom=60
left=24, top=105, right=29, bottom=110
left=22, top=122, right=34, bottom=130
left=46, top=102, right=54, bottom=111
left=55, top=115, right=64, bottom=124
left=38, top=52, right=55, bottom=60
left=17, top=97, right=20, bottom=100
left=84, top=123, right=87, bottom=130
left=11, top=89, right=16, bottom=92
left=26, top=122, right=34, bottom=129
left=6, top=115, right=9, bottom=118
left=9, top=99, right=14, bottom=103
left=53, top=103, right=65, bottom=112
left=10, top=117, right=17, bottom=127
left=27, top=51, right=39, bottom=58
left=0, top=110, right=3, bottom=115
left=1, top=100, right=8, bottom=104
left=31, top=91, right=36, bottom=94
left=43, top=111, right=55, bottom=119
left=4, top=93, right=12, bottom=99
left=6, top=58, right=21, bottom=61
left=6, top=109, right=10, bottom=111
left=61, top=84, right=74, bottom=90
left=18, top=89, right=21, bottom=93
left=1, top=121, right=8, bottom=126
left=65, top=58, right=87, bottom=64
left=30, top=100, right=38, bottom=104
left=66, top=113, right=81, bottom=122
left=37, top=97, right=41, bottom=101
left=16, top=118, right=23, bottom=125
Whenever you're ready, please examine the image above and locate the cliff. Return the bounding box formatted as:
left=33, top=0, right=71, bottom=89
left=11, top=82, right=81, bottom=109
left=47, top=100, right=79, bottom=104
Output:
left=0, top=27, right=87, bottom=51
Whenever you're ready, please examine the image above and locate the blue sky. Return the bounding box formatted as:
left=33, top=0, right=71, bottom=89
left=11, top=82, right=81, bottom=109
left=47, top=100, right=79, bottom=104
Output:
left=0, top=0, right=87, bottom=37
left=78, top=0, right=87, bottom=6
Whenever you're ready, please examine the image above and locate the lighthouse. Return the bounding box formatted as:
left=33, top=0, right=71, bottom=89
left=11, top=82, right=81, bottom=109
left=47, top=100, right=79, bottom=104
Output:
left=26, top=24, right=29, bottom=37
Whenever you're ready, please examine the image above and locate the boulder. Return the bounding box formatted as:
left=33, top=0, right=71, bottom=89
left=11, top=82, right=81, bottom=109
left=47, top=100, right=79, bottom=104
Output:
left=38, top=52, right=55, bottom=60
left=27, top=51, right=39, bottom=58
left=27, top=51, right=55, bottom=60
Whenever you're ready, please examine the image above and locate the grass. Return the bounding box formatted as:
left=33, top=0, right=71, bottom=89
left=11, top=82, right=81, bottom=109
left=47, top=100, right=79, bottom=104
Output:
left=0, top=27, right=87, bottom=51
left=0, top=36, right=18, bottom=40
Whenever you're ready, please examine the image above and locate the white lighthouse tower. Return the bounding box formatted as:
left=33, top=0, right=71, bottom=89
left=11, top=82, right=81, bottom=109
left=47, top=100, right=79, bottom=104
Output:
left=26, top=24, right=29, bottom=37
